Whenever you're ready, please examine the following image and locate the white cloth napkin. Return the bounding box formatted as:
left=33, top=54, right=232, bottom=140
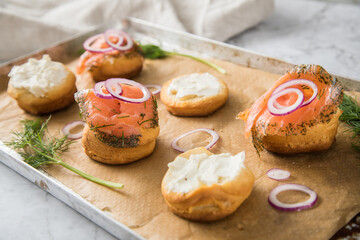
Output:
left=0, top=0, right=274, bottom=62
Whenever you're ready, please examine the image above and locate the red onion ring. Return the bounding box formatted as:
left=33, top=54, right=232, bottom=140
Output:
left=62, top=121, right=86, bottom=140
left=268, top=183, right=318, bottom=211
left=272, top=79, right=318, bottom=107
left=104, top=29, right=134, bottom=51
left=83, top=34, right=114, bottom=53
left=266, top=168, right=291, bottom=180
left=267, top=88, right=304, bottom=116
left=105, top=78, right=151, bottom=103
left=145, top=84, right=161, bottom=95
left=94, top=81, right=117, bottom=99
left=171, top=128, right=219, bottom=152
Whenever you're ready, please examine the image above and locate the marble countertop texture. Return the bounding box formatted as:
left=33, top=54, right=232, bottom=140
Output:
left=0, top=0, right=359, bottom=240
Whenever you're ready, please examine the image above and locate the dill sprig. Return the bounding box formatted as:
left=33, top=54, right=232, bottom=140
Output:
left=6, top=117, right=124, bottom=189
left=140, top=44, right=227, bottom=74
left=339, top=94, right=360, bottom=151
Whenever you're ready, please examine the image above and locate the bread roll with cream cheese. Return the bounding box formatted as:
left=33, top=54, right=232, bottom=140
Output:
left=161, top=147, right=254, bottom=221
left=7, top=55, right=76, bottom=115
left=160, top=73, right=229, bottom=116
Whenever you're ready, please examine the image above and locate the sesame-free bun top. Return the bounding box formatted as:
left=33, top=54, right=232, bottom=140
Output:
left=160, top=73, right=229, bottom=116
left=161, top=147, right=254, bottom=221
left=77, top=36, right=143, bottom=82
left=7, top=55, right=76, bottom=115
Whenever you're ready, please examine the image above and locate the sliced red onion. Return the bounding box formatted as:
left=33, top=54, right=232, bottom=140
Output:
left=266, top=168, right=291, bottom=180
left=104, top=29, right=134, bottom=51
left=145, top=84, right=161, bottom=95
left=272, top=79, right=318, bottom=107
left=94, top=81, right=117, bottom=99
left=267, top=88, right=304, bottom=116
left=62, top=121, right=86, bottom=140
left=83, top=34, right=114, bottom=53
left=105, top=78, right=151, bottom=103
left=268, top=183, right=318, bottom=211
left=171, top=128, right=219, bottom=152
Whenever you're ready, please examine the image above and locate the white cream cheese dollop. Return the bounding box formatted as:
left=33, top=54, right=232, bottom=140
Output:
left=167, top=73, right=221, bottom=99
left=8, top=55, right=67, bottom=97
left=165, top=152, right=246, bottom=193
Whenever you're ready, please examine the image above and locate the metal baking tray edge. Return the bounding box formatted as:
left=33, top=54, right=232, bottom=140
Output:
left=0, top=17, right=359, bottom=240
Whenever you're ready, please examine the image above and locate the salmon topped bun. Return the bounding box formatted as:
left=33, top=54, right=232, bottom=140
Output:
left=77, top=29, right=143, bottom=82
left=75, top=78, right=159, bottom=164
left=237, top=64, right=343, bottom=154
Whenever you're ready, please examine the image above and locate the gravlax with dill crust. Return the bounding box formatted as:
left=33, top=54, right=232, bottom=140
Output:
left=237, top=64, right=343, bottom=154
left=75, top=84, right=159, bottom=149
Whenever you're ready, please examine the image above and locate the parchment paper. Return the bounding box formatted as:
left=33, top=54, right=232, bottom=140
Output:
left=0, top=56, right=359, bottom=240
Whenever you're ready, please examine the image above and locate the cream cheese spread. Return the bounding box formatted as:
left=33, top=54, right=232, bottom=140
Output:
left=8, top=55, right=67, bottom=97
left=167, top=73, right=221, bottom=99
left=165, top=152, right=246, bottom=193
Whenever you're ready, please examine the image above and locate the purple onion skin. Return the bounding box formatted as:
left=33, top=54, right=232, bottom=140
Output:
left=268, top=195, right=318, bottom=212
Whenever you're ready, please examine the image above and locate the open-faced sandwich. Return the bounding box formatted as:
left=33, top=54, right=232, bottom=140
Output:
left=162, top=147, right=254, bottom=221
left=237, top=64, right=344, bottom=154
left=161, top=72, right=229, bottom=116
left=75, top=78, right=159, bottom=164
left=7, top=54, right=77, bottom=115
left=77, top=29, right=144, bottom=82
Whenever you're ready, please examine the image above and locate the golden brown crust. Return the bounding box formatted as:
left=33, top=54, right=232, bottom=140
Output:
left=7, top=66, right=77, bottom=115
left=160, top=74, right=229, bottom=116
left=82, top=125, right=159, bottom=164
left=89, top=52, right=144, bottom=82
left=161, top=147, right=254, bottom=222
left=261, top=109, right=342, bottom=154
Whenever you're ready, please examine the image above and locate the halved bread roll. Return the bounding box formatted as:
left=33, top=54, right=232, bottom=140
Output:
left=82, top=125, right=159, bottom=164
left=161, top=147, right=254, bottom=221
left=87, top=51, right=143, bottom=82
left=160, top=73, right=229, bottom=116
left=261, top=109, right=342, bottom=154
left=7, top=55, right=76, bottom=115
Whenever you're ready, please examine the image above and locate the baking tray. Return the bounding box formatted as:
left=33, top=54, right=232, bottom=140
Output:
left=0, top=17, right=358, bottom=240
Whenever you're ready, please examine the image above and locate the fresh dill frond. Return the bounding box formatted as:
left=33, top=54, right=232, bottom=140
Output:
left=339, top=94, right=360, bottom=151
left=6, top=117, right=123, bottom=189
left=139, top=44, right=227, bottom=74
left=139, top=44, right=167, bottom=59
left=93, top=105, right=101, bottom=112
left=90, top=124, right=116, bottom=131
left=117, top=115, right=130, bottom=119
left=137, top=118, right=155, bottom=126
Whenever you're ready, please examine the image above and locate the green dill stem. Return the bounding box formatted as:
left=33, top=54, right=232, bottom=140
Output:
left=28, top=142, right=123, bottom=189
left=164, top=51, right=227, bottom=74
left=117, top=115, right=130, bottom=119
left=59, top=161, right=124, bottom=189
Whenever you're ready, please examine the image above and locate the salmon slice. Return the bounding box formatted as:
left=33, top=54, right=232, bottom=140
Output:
left=237, top=64, right=343, bottom=150
left=75, top=84, right=158, bottom=148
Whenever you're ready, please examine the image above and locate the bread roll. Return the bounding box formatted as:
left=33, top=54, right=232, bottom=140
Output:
left=74, top=85, right=160, bottom=164
left=162, top=147, right=254, bottom=221
left=238, top=64, right=344, bottom=154
left=88, top=51, right=143, bottom=82
left=261, top=109, right=342, bottom=154
left=7, top=55, right=76, bottom=115
left=77, top=35, right=143, bottom=82
left=160, top=73, right=229, bottom=116
left=82, top=125, right=159, bottom=164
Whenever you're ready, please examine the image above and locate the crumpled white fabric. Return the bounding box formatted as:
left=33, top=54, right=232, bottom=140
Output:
left=0, top=0, right=274, bottom=62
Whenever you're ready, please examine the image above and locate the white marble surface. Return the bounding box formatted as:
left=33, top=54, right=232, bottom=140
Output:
left=0, top=0, right=359, bottom=240
left=228, top=0, right=360, bottom=82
